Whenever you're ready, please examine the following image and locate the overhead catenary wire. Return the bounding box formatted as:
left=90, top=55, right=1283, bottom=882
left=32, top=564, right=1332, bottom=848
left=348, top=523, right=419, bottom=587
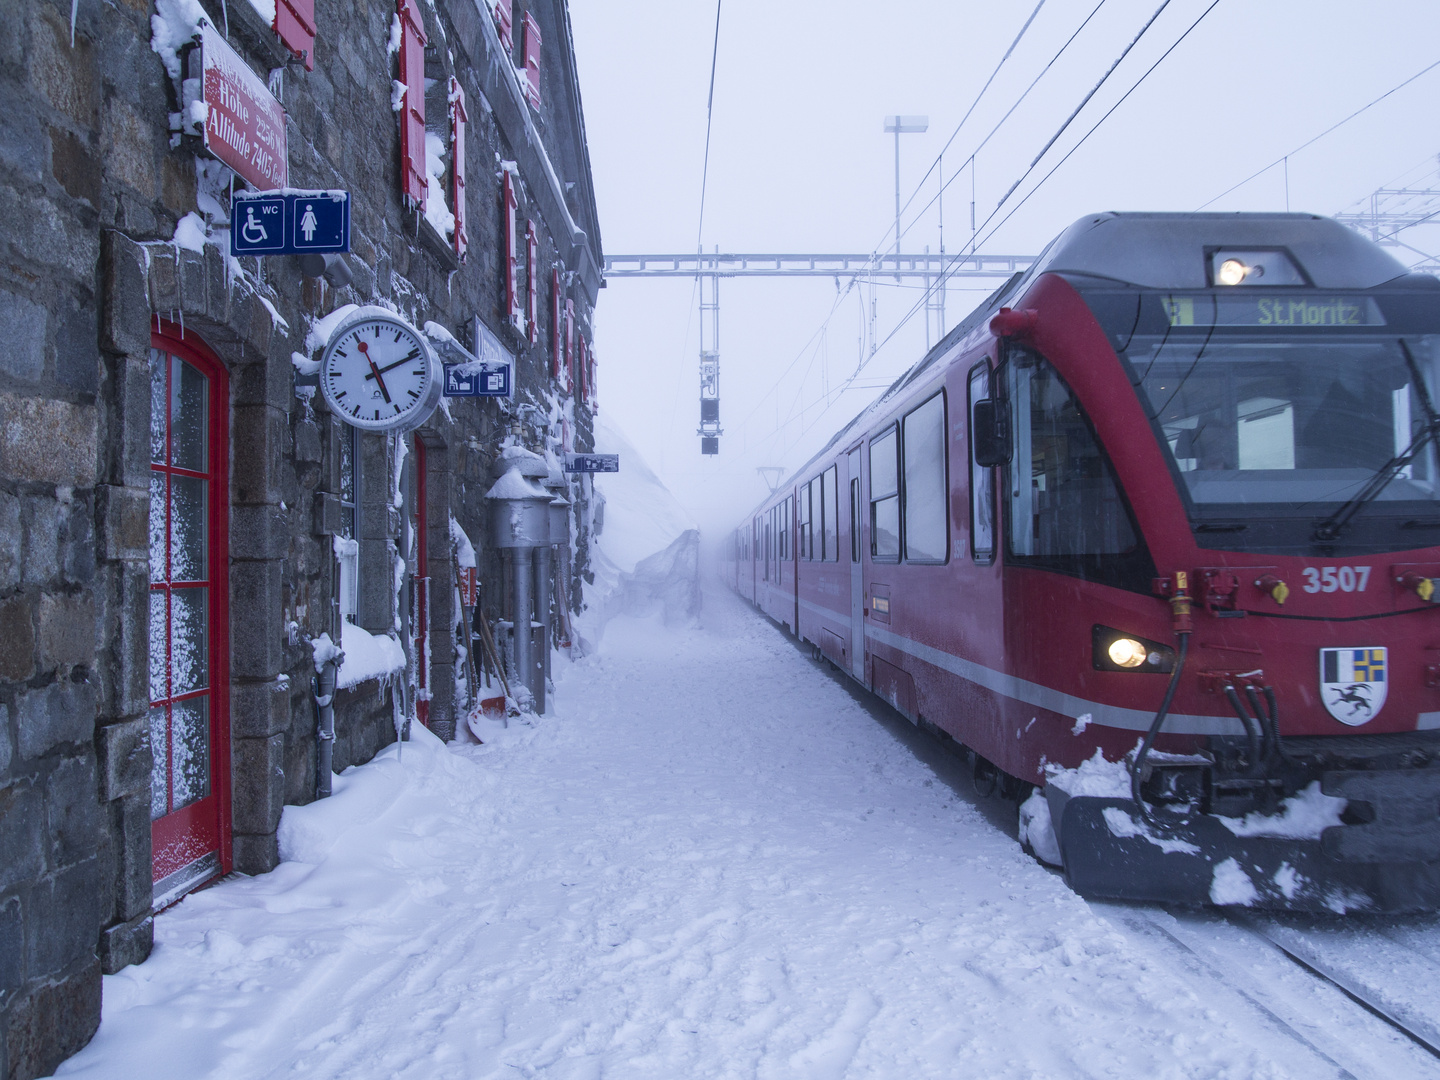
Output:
left=1196, top=56, right=1440, bottom=212
left=762, top=0, right=1224, bottom=462
left=861, top=0, right=1223, bottom=375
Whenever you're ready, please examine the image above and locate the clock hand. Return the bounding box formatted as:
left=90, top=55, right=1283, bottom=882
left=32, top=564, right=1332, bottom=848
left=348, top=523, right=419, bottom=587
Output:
left=366, top=349, right=422, bottom=378
left=358, top=341, right=393, bottom=404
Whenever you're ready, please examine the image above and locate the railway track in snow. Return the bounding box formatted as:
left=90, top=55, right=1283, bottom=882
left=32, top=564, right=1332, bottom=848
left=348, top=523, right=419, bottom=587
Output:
left=1099, top=902, right=1440, bottom=1079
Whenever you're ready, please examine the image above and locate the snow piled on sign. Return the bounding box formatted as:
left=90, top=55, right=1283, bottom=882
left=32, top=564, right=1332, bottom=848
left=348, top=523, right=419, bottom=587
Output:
left=578, top=413, right=699, bottom=643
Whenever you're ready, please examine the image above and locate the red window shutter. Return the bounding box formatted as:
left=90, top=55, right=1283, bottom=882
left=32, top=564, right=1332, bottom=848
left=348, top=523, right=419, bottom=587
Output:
left=564, top=299, right=575, bottom=394
left=494, top=0, right=513, bottom=54
left=521, top=12, right=542, bottom=111
left=397, top=0, right=427, bottom=208
left=576, top=335, right=586, bottom=402
left=551, top=269, right=562, bottom=382
left=588, top=341, right=598, bottom=411
left=503, top=170, right=523, bottom=332
left=449, top=79, right=469, bottom=262
left=274, top=0, right=316, bottom=70
left=525, top=221, right=539, bottom=344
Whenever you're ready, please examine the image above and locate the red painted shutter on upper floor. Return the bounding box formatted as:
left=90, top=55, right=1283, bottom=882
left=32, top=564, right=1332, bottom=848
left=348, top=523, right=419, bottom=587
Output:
left=397, top=0, right=427, bottom=208
left=564, top=298, right=575, bottom=395
left=525, top=221, right=539, bottom=344
left=551, top=269, right=562, bottom=383
left=503, top=170, right=523, bottom=332
left=576, top=335, right=586, bottom=402
left=495, top=0, right=513, bottom=54
left=274, top=0, right=316, bottom=70
left=450, top=78, right=469, bottom=262
left=521, top=12, right=542, bottom=111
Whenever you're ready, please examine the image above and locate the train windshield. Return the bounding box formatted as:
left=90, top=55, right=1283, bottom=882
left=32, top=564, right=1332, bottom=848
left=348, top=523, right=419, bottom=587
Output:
left=1083, top=286, right=1440, bottom=554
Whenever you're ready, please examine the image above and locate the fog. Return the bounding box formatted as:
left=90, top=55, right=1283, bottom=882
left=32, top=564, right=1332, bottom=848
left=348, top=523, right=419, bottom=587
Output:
left=569, top=0, right=1440, bottom=546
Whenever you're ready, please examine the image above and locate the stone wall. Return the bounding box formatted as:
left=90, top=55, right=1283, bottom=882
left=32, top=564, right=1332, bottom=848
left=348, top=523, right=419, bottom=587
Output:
left=0, top=0, right=603, bottom=1075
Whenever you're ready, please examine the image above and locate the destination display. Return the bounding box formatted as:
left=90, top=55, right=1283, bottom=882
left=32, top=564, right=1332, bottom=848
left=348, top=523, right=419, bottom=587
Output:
left=1164, top=294, right=1386, bottom=329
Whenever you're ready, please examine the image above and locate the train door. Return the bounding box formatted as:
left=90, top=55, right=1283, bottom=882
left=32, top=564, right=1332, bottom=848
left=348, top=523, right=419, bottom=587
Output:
left=847, top=445, right=864, bottom=680
left=149, top=328, right=231, bottom=908
left=789, top=493, right=799, bottom=633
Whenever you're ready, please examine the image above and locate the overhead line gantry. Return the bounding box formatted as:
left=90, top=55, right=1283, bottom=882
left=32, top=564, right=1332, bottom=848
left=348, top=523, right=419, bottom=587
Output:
left=603, top=250, right=1037, bottom=454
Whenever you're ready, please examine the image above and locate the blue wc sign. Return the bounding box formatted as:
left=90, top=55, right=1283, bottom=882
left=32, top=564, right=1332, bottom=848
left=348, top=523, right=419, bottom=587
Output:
left=231, top=190, right=350, bottom=256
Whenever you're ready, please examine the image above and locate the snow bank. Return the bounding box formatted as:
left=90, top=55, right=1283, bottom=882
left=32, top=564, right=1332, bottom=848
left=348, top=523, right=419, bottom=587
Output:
left=576, top=414, right=700, bottom=644
left=336, top=620, right=406, bottom=690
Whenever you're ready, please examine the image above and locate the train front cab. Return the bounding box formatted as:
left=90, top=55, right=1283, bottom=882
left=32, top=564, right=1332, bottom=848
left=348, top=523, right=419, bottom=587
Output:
left=982, top=221, right=1440, bottom=912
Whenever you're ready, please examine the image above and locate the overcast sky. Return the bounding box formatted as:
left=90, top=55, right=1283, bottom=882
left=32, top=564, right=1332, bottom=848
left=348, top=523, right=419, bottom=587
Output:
left=568, top=0, right=1440, bottom=542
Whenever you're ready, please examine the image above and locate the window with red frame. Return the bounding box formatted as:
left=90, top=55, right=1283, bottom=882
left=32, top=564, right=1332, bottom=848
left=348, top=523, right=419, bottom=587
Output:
left=450, top=78, right=469, bottom=262
left=494, top=0, right=513, bottom=54
left=575, top=334, right=587, bottom=402
left=503, top=170, right=523, bottom=333
left=551, top=269, right=563, bottom=383
left=564, top=298, right=575, bottom=394
left=521, top=12, right=542, bottom=110
left=275, top=0, right=316, bottom=70
left=525, top=221, right=539, bottom=344
left=396, top=0, right=427, bottom=208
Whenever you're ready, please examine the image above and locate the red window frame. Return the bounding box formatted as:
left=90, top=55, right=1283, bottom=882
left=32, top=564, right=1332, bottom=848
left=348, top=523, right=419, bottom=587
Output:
left=449, top=79, right=469, bottom=262
left=575, top=334, right=586, bottom=402
left=274, top=0, right=316, bottom=70
left=564, top=298, right=575, bottom=395
left=397, top=0, right=428, bottom=208
left=525, top=221, right=539, bottom=344
left=149, top=323, right=232, bottom=898
left=588, top=339, right=598, bottom=411
left=521, top=11, right=542, bottom=110
left=494, top=0, right=513, bottom=54
left=503, top=170, right=523, bottom=333
left=550, top=269, right=563, bottom=383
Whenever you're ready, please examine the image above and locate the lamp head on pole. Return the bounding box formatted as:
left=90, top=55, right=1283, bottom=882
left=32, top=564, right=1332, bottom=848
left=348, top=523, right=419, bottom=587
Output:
left=884, top=115, right=929, bottom=134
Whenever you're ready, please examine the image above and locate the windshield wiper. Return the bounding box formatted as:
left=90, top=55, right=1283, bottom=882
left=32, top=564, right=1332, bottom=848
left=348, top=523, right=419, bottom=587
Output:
left=1313, top=340, right=1440, bottom=542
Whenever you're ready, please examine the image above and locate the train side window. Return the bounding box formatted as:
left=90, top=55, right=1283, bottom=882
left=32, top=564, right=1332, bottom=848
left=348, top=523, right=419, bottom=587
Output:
left=1005, top=349, right=1152, bottom=589
left=799, top=481, right=813, bottom=560
left=870, top=426, right=900, bottom=561
left=968, top=362, right=995, bottom=564
left=781, top=497, right=791, bottom=560
left=822, top=465, right=838, bottom=561
left=848, top=448, right=862, bottom=562
left=902, top=392, right=947, bottom=562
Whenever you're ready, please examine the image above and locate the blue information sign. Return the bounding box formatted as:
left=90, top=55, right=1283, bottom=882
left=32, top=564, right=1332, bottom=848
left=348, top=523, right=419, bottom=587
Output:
left=564, top=453, right=620, bottom=474
left=231, top=190, right=350, bottom=256
left=443, top=363, right=512, bottom=398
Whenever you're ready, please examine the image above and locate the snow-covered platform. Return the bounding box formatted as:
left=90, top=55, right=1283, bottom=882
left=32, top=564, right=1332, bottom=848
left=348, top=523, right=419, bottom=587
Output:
left=59, top=587, right=1440, bottom=1079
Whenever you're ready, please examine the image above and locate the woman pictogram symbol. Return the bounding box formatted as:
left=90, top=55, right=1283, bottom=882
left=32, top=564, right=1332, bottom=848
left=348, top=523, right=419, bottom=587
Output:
left=300, top=204, right=318, bottom=243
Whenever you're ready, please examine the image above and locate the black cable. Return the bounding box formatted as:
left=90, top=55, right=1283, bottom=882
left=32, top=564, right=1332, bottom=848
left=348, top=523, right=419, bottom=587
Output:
left=1130, top=632, right=1189, bottom=821
left=1222, top=685, right=1265, bottom=778
left=1196, top=56, right=1440, bottom=212
left=694, top=0, right=723, bottom=254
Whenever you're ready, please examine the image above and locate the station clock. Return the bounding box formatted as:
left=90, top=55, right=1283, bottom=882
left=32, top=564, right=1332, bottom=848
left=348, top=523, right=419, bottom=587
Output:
left=318, top=309, right=442, bottom=433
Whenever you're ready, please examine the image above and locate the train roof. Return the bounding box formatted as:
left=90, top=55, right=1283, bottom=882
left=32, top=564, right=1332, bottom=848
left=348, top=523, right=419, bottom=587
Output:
left=1033, top=211, right=1410, bottom=290
left=740, top=212, right=1419, bottom=520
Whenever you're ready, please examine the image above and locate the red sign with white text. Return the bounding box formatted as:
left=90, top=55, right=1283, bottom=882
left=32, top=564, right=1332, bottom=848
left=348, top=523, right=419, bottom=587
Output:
left=201, top=25, right=288, bottom=189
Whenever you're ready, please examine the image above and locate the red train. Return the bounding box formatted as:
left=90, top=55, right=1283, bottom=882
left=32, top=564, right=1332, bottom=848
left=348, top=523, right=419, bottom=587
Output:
left=723, top=212, right=1440, bottom=912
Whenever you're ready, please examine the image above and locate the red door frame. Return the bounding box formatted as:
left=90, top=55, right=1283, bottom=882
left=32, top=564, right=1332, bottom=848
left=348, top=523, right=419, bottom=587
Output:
left=150, top=323, right=232, bottom=891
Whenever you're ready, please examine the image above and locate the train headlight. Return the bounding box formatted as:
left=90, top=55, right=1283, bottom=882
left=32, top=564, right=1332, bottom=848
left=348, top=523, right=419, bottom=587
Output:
left=1216, top=258, right=1249, bottom=286
left=1093, top=626, right=1176, bottom=673
left=1107, top=637, right=1149, bottom=668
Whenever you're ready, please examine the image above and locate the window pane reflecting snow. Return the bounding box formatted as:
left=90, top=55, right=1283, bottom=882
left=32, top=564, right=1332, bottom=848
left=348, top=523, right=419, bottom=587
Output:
left=169, top=590, right=208, bottom=696
left=169, top=697, right=210, bottom=811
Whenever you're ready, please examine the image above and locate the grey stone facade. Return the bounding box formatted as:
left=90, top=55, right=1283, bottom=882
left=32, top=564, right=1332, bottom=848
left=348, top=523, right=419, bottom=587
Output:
left=0, top=1, right=602, bottom=1076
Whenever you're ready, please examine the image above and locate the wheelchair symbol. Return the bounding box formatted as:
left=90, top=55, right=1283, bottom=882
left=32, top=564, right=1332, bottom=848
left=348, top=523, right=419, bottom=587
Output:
left=242, top=207, right=268, bottom=245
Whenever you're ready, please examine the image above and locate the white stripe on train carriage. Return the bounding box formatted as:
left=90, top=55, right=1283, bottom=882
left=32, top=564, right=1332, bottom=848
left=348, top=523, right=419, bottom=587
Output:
left=857, top=623, right=1247, bottom=737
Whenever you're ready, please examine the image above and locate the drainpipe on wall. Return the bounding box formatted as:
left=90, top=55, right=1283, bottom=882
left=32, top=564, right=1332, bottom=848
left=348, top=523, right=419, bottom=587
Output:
left=313, top=656, right=338, bottom=799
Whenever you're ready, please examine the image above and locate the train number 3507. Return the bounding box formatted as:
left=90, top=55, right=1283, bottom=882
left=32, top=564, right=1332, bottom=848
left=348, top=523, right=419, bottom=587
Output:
left=1302, top=566, right=1371, bottom=593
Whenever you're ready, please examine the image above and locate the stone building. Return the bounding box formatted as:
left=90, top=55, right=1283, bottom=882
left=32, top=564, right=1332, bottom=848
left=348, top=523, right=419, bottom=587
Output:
left=0, top=0, right=603, bottom=1075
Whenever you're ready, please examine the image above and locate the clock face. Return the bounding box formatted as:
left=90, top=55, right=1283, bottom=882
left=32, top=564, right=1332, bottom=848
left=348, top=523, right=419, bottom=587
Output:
left=319, top=315, right=441, bottom=432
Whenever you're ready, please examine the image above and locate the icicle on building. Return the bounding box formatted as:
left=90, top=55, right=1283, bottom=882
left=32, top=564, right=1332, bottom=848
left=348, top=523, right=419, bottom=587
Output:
left=0, top=1, right=603, bottom=1075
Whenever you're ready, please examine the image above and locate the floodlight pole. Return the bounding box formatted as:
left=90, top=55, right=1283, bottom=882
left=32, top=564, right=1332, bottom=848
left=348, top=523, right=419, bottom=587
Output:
left=884, top=115, right=929, bottom=264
